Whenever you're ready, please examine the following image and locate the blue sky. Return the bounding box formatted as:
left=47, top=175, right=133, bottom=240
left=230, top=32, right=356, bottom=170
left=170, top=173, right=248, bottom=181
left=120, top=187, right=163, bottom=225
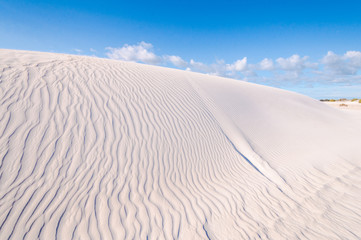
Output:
left=1, top=0, right=361, bottom=99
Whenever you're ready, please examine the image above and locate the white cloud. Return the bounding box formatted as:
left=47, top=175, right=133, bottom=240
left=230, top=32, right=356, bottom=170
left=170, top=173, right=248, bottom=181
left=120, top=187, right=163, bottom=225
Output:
left=105, top=42, right=250, bottom=78
left=164, top=55, right=188, bottom=68
left=189, top=59, right=212, bottom=73
left=104, top=42, right=361, bottom=88
left=322, top=51, right=361, bottom=75
left=185, top=58, right=249, bottom=78
left=106, top=41, right=162, bottom=65
left=90, top=48, right=97, bottom=53
left=226, top=57, right=248, bottom=72
left=276, top=54, right=317, bottom=72
left=345, top=51, right=361, bottom=71
left=321, top=51, right=349, bottom=75
left=258, top=58, right=274, bottom=71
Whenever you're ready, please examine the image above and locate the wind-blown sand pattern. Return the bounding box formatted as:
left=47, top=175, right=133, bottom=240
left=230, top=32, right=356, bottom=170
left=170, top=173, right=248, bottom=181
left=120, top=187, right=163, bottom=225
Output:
left=1, top=49, right=361, bottom=239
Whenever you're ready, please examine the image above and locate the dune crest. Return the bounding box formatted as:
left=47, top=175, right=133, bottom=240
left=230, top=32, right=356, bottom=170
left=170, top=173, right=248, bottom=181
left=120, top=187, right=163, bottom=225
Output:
left=1, top=50, right=361, bottom=239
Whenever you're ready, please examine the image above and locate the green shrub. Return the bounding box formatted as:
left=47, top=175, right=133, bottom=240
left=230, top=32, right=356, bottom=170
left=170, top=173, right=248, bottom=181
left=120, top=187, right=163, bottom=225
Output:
left=351, top=98, right=358, bottom=102
left=329, top=99, right=336, bottom=102
left=359, top=99, right=361, bottom=103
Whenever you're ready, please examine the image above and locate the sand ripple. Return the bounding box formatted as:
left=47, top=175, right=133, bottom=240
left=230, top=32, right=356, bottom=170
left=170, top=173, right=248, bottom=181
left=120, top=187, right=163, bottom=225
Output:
left=1, top=50, right=361, bottom=239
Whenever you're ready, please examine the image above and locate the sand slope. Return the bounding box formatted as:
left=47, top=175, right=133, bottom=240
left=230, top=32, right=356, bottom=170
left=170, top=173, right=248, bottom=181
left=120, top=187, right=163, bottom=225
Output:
left=1, top=49, right=361, bottom=239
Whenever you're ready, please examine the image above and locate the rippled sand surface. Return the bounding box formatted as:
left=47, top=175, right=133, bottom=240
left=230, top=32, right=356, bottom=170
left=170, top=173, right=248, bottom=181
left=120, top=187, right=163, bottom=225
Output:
left=1, top=50, right=361, bottom=239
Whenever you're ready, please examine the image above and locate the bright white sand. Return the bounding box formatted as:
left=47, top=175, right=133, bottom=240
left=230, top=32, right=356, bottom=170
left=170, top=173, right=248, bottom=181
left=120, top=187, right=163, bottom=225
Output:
left=323, top=100, right=361, bottom=122
left=1, top=49, right=361, bottom=239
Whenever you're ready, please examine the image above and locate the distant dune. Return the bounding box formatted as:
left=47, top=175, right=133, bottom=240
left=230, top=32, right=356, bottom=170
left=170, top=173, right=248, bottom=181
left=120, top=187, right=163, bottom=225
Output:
left=323, top=100, right=361, bottom=122
left=1, top=49, right=361, bottom=239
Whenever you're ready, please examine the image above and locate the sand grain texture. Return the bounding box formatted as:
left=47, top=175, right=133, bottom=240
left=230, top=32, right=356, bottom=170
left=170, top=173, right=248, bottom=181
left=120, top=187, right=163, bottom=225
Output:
left=1, top=50, right=361, bottom=239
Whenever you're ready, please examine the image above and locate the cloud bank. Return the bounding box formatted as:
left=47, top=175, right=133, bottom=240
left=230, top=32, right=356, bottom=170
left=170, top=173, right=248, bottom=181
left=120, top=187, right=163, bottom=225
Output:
left=106, top=42, right=161, bottom=65
left=105, top=42, right=361, bottom=89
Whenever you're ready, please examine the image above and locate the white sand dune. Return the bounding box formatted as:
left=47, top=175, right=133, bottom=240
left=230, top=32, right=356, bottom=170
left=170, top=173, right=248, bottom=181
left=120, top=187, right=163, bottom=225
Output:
left=1, top=49, right=361, bottom=239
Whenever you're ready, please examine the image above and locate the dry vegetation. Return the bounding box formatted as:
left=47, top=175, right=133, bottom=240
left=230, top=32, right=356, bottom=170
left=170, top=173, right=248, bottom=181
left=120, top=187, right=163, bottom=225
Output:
left=320, top=98, right=361, bottom=103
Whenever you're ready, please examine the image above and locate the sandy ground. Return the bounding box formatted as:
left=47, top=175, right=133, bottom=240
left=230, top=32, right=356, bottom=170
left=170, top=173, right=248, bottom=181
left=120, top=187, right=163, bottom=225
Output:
left=323, top=100, right=361, bottom=121
left=1, top=49, right=361, bottom=239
